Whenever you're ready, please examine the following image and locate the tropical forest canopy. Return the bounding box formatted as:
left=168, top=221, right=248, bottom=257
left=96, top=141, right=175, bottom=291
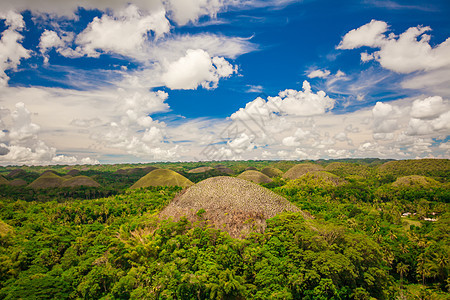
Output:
left=0, top=158, right=448, bottom=299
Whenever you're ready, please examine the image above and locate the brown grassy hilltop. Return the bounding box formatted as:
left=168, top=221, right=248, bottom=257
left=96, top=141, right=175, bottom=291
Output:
left=28, top=173, right=65, bottom=189
left=283, top=163, right=324, bottom=180
left=237, top=170, right=273, bottom=184
left=6, top=169, right=26, bottom=178
left=115, top=166, right=158, bottom=175
left=67, top=169, right=81, bottom=176
left=261, top=167, right=284, bottom=178
left=391, top=175, right=441, bottom=188
left=61, top=176, right=101, bottom=188
left=131, top=169, right=193, bottom=189
left=187, top=166, right=214, bottom=173
left=0, top=176, right=9, bottom=185
left=28, top=173, right=100, bottom=189
left=9, top=179, right=27, bottom=186
left=159, top=176, right=306, bottom=238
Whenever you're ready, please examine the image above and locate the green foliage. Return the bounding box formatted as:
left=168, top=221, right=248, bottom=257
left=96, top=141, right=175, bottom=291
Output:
left=0, top=159, right=448, bottom=299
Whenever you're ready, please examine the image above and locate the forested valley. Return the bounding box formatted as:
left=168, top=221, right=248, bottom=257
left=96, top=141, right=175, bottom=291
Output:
left=0, top=159, right=448, bottom=299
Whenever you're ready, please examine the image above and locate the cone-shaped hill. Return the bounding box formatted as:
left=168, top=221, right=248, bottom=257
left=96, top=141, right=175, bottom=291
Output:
left=325, top=162, right=370, bottom=178
left=261, top=167, right=284, bottom=178
left=0, top=175, right=9, bottom=185
left=28, top=173, right=65, bottom=189
left=67, top=169, right=80, bottom=176
left=283, top=163, right=324, bottom=180
left=377, top=159, right=449, bottom=178
left=131, top=169, right=193, bottom=189
left=7, top=169, right=26, bottom=178
left=159, top=177, right=305, bottom=238
left=9, top=179, right=27, bottom=186
left=237, top=170, right=273, bottom=184
left=188, top=166, right=214, bottom=173
left=40, top=170, right=60, bottom=176
left=28, top=173, right=101, bottom=189
left=391, top=175, right=441, bottom=188
left=61, top=176, right=101, bottom=188
left=215, top=165, right=234, bottom=175
left=288, top=171, right=347, bottom=188
left=115, top=166, right=158, bottom=175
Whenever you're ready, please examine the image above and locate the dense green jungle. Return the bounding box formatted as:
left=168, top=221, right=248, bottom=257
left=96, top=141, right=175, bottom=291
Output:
left=0, top=158, right=448, bottom=299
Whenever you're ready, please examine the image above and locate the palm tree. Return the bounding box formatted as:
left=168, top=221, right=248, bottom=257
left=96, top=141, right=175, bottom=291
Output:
left=416, top=255, right=431, bottom=285
left=397, top=262, right=409, bottom=287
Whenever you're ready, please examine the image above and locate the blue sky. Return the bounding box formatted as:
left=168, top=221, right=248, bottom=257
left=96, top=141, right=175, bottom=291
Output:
left=0, top=0, right=449, bottom=165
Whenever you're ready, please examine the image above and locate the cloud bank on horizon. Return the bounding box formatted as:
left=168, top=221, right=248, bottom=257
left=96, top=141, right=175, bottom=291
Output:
left=0, top=0, right=449, bottom=165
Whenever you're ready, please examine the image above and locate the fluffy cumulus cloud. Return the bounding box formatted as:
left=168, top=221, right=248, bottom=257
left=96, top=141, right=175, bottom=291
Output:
left=161, top=49, right=236, bottom=90
left=231, top=80, right=335, bottom=121
left=0, top=102, right=99, bottom=165
left=75, top=5, right=170, bottom=58
left=337, top=20, right=389, bottom=50
left=0, top=11, right=30, bottom=86
left=406, top=96, right=450, bottom=136
left=198, top=89, right=449, bottom=161
left=371, top=101, right=400, bottom=140
left=338, top=20, right=450, bottom=74
left=87, top=89, right=180, bottom=160
left=166, top=0, right=224, bottom=25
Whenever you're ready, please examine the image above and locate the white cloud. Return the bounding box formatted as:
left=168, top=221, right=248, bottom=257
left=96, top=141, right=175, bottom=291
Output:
left=161, top=49, right=236, bottom=90
left=338, top=20, right=450, bottom=74
left=335, top=70, right=346, bottom=78
left=360, top=52, right=374, bottom=62
left=334, top=131, right=348, bottom=142
left=405, top=96, right=450, bottom=136
left=232, top=80, right=334, bottom=121
left=75, top=5, right=170, bottom=58
left=246, top=85, right=263, bottom=93
left=276, top=81, right=335, bottom=116
left=372, top=101, right=401, bottom=139
left=0, top=102, right=98, bottom=165
left=307, top=69, right=331, bottom=78
left=166, top=0, right=224, bottom=25
left=410, top=96, right=448, bottom=119
left=282, top=136, right=300, bottom=147
left=0, top=11, right=30, bottom=86
left=149, top=34, right=256, bottom=61
left=407, top=111, right=450, bottom=136
left=337, top=19, right=389, bottom=50
left=39, top=30, right=65, bottom=54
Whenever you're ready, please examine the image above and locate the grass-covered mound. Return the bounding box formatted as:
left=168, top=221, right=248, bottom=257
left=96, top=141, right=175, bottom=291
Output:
left=131, top=169, right=193, bottom=189
left=187, top=166, right=214, bottom=173
left=67, top=169, right=80, bottom=176
left=28, top=173, right=65, bottom=189
left=283, top=163, right=324, bottom=180
left=283, top=171, right=347, bottom=190
left=377, top=159, right=449, bottom=179
left=9, top=179, right=26, bottom=186
left=60, top=176, right=101, bottom=188
left=115, top=166, right=158, bottom=175
left=325, top=162, right=370, bottom=179
left=237, top=170, right=273, bottom=184
left=6, top=169, right=26, bottom=178
left=391, top=175, right=441, bottom=188
left=261, top=167, right=283, bottom=178
left=0, top=175, right=9, bottom=185
left=159, top=176, right=302, bottom=238
left=245, top=166, right=258, bottom=170
left=215, top=165, right=234, bottom=175
left=40, top=170, right=60, bottom=176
